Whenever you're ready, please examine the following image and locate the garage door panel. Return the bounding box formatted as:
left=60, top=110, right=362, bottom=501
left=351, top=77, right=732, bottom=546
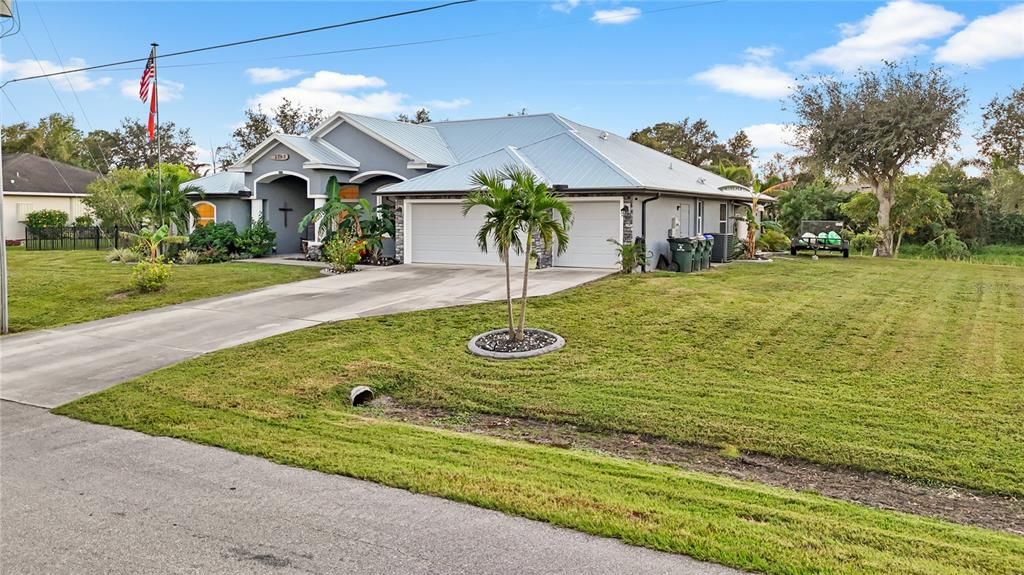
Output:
left=409, top=203, right=526, bottom=266
left=554, top=200, right=621, bottom=269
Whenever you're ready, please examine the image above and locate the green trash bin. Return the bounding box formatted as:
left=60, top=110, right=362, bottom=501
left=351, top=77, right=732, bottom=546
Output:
left=702, top=234, right=715, bottom=269
left=667, top=237, right=695, bottom=273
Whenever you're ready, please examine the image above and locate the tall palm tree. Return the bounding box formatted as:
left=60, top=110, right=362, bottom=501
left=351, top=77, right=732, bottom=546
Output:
left=134, top=172, right=203, bottom=234
left=507, top=168, right=571, bottom=341
left=463, top=169, right=525, bottom=337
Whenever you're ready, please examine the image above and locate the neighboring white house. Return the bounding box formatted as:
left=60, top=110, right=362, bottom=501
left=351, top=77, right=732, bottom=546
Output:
left=2, top=153, right=100, bottom=242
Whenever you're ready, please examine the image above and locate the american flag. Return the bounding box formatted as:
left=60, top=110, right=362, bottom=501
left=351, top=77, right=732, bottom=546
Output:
left=139, top=46, right=158, bottom=141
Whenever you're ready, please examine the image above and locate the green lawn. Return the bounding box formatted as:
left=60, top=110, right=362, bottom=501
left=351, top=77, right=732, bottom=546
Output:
left=57, top=256, right=1024, bottom=574
left=5, top=249, right=321, bottom=332
left=899, top=243, right=1024, bottom=266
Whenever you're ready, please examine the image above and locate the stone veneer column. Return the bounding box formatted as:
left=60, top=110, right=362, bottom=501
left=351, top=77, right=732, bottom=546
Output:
left=533, top=226, right=553, bottom=269
left=393, top=198, right=405, bottom=263
left=622, top=195, right=634, bottom=244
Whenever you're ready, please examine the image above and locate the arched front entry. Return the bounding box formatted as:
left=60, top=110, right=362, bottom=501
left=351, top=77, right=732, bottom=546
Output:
left=255, top=173, right=314, bottom=254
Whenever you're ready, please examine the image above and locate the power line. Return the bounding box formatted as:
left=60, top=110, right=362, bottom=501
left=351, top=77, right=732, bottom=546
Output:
left=0, top=0, right=477, bottom=88
left=61, top=1, right=726, bottom=76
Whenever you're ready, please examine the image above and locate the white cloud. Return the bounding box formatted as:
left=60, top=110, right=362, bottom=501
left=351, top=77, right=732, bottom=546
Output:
left=935, top=4, right=1024, bottom=66
left=742, top=123, right=797, bottom=152
left=120, top=78, right=185, bottom=102
left=248, top=70, right=467, bottom=118
left=296, top=71, right=386, bottom=92
left=803, top=0, right=964, bottom=69
left=245, top=67, right=304, bottom=84
left=591, top=7, right=640, bottom=25
left=693, top=63, right=794, bottom=99
left=744, top=46, right=780, bottom=62
left=423, top=98, right=471, bottom=111
left=551, top=0, right=581, bottom=14
left=0, top=56, right=110, bottom=92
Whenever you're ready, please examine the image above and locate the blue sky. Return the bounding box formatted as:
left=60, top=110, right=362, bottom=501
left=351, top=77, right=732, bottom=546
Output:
left=1, top=0, right=1022, bottom=169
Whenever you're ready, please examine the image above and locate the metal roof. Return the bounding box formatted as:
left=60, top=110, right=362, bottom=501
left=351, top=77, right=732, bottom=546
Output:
left=276, top=134, right=360, bottom=169
left=185, top=171, right=250, bottom=195
left=341, top=113, right=455, bottom=166
left=375, top=147, right=531, bottom=193
left=428, top=114, right=574, bottom=162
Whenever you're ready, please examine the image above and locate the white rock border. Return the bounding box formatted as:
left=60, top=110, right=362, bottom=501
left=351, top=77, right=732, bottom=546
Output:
left=467, top=328, right=566, bottom=360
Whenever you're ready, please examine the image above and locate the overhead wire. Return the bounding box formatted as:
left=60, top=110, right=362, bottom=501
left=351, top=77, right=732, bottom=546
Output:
left=0, top=0, right=478, bottom=88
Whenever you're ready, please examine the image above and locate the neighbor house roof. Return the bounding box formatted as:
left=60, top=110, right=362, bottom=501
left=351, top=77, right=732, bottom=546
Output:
left=1, top=153, right=100, bottom=195
left=184, top=171, right=250, bottom=196
left=230, top=133, right=359, bottom=172
left=380, top=115, right=760, bottom=201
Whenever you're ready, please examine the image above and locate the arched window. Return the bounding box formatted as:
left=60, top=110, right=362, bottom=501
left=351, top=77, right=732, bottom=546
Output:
left=194, top=201, right=216, bottom=227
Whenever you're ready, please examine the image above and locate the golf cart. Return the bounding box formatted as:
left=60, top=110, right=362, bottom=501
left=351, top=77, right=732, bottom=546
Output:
left=790, top=220, right=849, bottom=258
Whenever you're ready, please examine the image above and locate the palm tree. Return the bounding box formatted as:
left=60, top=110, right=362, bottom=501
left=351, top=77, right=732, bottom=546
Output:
left=710, top=162, right=753, bottom=186
left=120, top=224, right=188, bottom=262
left=508, top=168, right=571, bottom=340
left=134, top=172, right=203, bottom=234
left=738, top=179, right=793, bottom=259
left=463, top=169, right=525, bottom=337
left=299, top=176, right=368, bottom=239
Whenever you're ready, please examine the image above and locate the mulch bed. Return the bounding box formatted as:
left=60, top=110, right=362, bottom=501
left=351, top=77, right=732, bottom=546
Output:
left=366, top=397, right=1023, bottom=535
left=473, top=329, right=558, bottom=354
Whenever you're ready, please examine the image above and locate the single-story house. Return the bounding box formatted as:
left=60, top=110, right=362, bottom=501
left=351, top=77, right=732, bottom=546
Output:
left=189, top=112, right=760, bottom=269
left=2, top=153, right=100, bottom=241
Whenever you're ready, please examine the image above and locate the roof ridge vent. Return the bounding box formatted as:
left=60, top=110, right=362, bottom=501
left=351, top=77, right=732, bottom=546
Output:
left=599, top=131, right=609, bottom=140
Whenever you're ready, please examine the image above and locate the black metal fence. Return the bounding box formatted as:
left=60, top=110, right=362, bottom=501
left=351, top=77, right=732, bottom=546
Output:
left=24, top=226, right=120, bottom=251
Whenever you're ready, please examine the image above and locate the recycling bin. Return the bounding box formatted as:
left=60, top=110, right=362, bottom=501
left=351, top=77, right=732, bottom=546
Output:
left=667, top=237, right=696, bottom=273
left=702, top=234, right=715, bottom=269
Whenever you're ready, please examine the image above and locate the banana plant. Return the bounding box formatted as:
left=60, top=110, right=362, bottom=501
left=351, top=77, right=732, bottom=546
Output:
left=120, top=224, right=187, bottom=262
left=735, top=179, right=793, bottom=259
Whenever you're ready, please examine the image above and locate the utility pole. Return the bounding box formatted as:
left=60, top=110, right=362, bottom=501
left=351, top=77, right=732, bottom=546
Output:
left=0, top=2, right=13, bottom=334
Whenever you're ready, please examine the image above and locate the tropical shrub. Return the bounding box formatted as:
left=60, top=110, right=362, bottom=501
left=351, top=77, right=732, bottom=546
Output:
left=758, top=229, right=790, bottom=251
left=239, top=218, right=276, bottom=257
left=26, top=209, right=68, bottom=229
left=608, top=239, right=646, bottom=273
left=323, top=232, right=363, bottom=273
left=74, top=214, right=95, bottom=227
left=121, top=224, right=187, bottom=263
left=920, top=229, right=971, bottom=260
left=179, top=249, right=201, bottom=265
left=105, top=248, right=140, bottom=263
left=129, top=261, right=172, bottom=292
left=188, top=221, right=241, bottom=255
left=850, top=232, right=877, bottom=255
left=989, top=212, right=1024, bottom=244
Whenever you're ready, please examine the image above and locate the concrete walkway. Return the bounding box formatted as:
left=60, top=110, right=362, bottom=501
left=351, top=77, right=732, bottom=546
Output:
left=0, top=264, right=608, bottom=408
left=0, top=402, right=739, bottom=574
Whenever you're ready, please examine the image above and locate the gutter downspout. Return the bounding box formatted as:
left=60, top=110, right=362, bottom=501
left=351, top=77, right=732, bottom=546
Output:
left=640, top=193, right=660, bottom=272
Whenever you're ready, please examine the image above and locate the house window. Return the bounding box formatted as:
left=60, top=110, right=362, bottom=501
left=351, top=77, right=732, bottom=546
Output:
left=696, top=200, right=704, bottom=233
left=194, top=201, right=216, bottom=227
left=15, top=203, right=33, bottom=222
left=340, top=185, right=359, bottom=200
left=719, top=203, right=728, bottom=233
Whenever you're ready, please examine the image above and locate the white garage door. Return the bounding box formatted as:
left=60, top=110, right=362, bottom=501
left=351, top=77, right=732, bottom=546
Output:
left=554, top=200, right=621, bottom=269
left=407, top=202, right=526, bottom=266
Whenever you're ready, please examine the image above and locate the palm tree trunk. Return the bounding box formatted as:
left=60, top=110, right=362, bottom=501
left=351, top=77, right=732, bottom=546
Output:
left=503, top=246, right=515, bottom=336
left=516, top=231, right=532, bottom=342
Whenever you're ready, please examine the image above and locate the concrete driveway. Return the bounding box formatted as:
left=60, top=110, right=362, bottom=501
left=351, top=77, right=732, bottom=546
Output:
left=0, top=264, right=609, bottom=408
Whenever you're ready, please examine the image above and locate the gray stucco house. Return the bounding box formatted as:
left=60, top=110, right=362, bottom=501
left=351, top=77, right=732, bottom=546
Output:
left=189, top=111, right=757, bottom=269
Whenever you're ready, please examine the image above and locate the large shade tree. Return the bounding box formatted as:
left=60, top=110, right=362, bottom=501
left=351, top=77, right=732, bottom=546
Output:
left=977, top=85, right=1023, bottom=168
left=789, top=62, right=967, bottom=256
left=629, top=117, right=756, bottom=170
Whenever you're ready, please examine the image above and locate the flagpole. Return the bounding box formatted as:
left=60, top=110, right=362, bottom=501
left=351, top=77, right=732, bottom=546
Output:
left=151, top=42, right=162, bottom=220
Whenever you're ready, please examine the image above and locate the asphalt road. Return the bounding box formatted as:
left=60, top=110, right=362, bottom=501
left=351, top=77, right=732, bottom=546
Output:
left=0, top=402, right=741, bottom=575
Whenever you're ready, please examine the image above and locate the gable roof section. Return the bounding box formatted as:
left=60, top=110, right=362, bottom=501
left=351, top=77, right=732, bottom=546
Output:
left=428, top=114, right=575, bottom=162
left=229, top=133, right=359, bottom=172
left=376, top=147, right=536, bottom=194
left=310, top=111, right=455, bottom=166
left=184, top=171, right=250, bottom=196
left=1, top=153, right=99, bottom=195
